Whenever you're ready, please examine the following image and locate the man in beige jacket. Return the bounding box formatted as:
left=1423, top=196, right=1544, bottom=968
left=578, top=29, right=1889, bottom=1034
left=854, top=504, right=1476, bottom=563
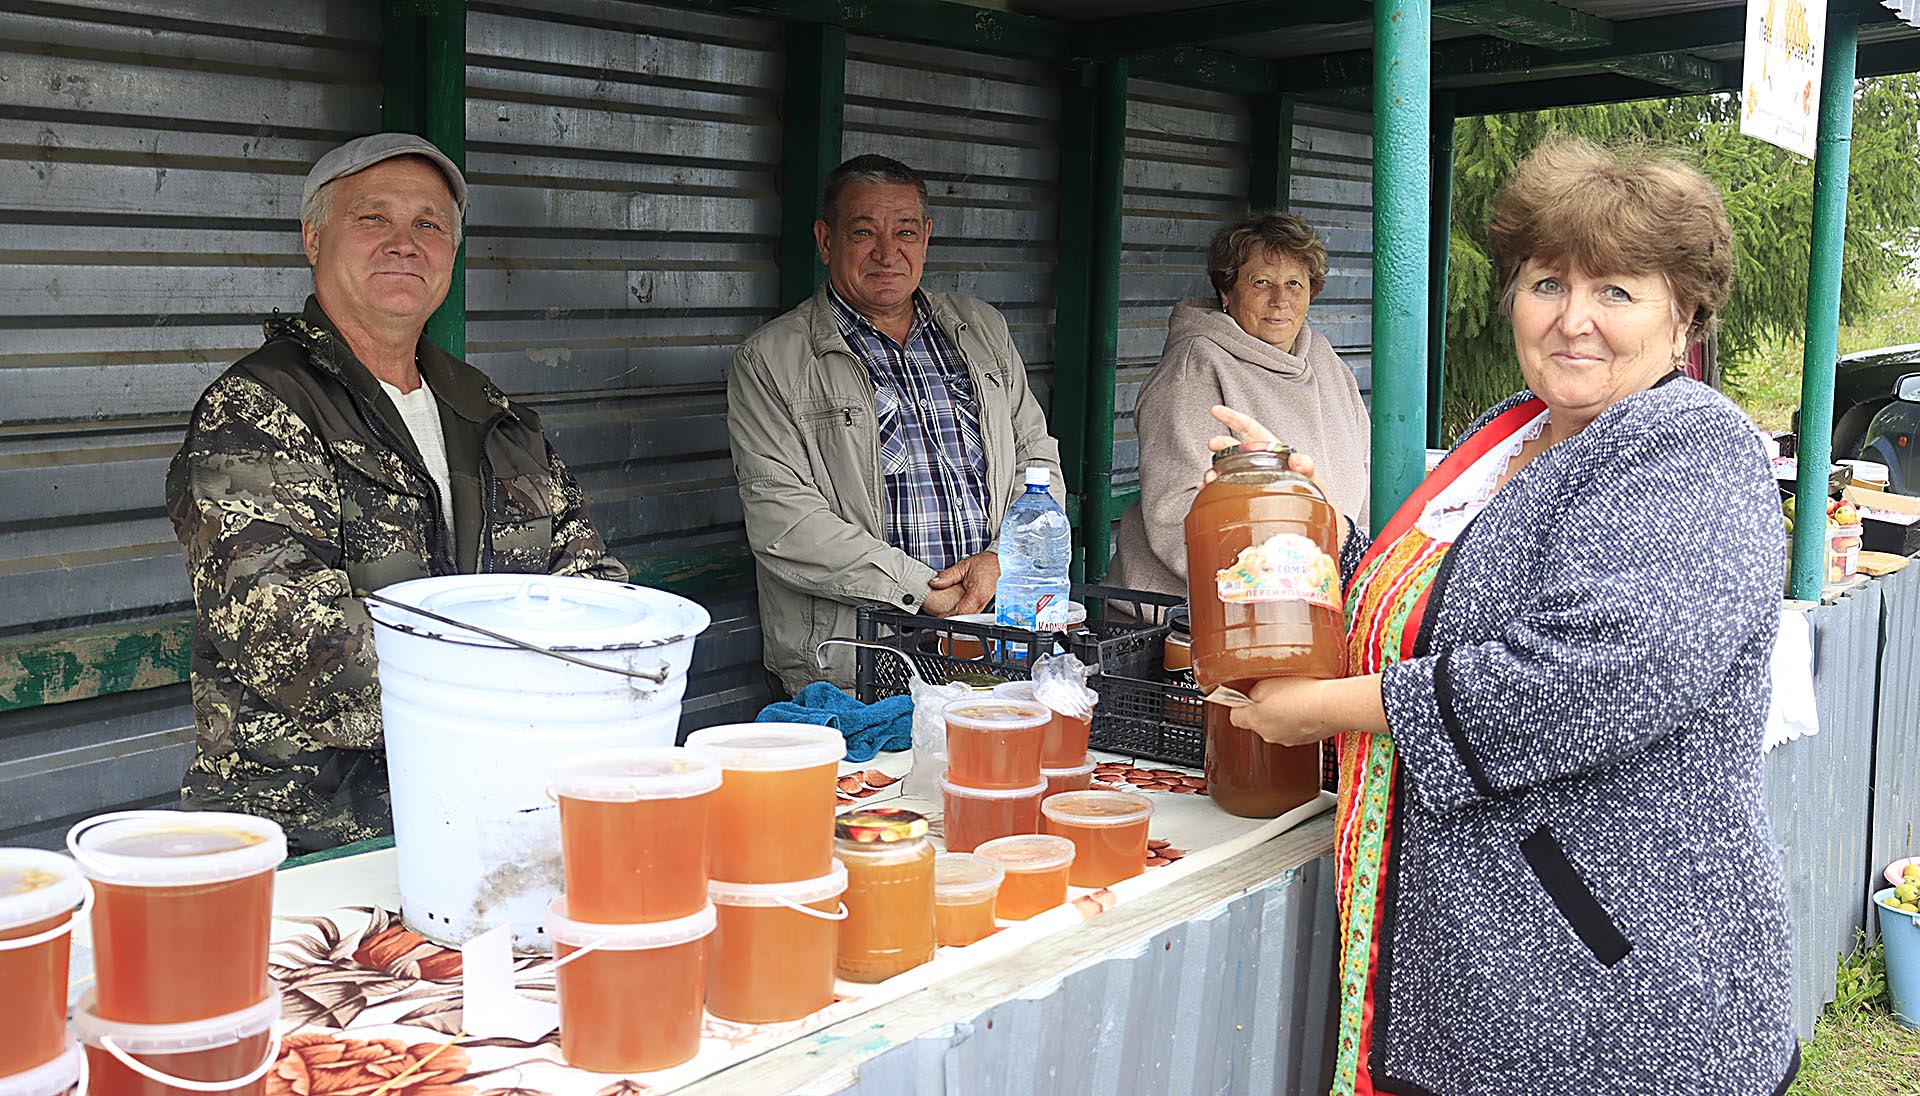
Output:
left=728, top=155, right=1062, bottom=695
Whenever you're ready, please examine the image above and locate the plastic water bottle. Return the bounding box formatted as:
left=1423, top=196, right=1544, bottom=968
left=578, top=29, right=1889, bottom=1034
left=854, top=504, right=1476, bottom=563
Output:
left=996, top=466, right=1072, bottom=630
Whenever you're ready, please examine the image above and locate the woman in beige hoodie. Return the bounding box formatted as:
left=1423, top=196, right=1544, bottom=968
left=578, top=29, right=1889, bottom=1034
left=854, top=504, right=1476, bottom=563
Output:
left=1109, top=211, right=1371, bottom=598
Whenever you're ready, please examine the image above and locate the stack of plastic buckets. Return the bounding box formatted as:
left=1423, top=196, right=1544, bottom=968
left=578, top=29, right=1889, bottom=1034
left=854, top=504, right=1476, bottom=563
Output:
left=681, top=724, right=848, bottom=1024
left=938, top=697, right=1053, bottom=852
left=0, top=849, right=87, bottom=1096
left=546, top=747, right=722, bottom=1072
left=67, top=811, right=287, bottom=1096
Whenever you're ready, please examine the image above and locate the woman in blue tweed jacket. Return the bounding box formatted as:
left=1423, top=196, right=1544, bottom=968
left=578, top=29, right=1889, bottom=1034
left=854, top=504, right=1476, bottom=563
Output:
left=1217, top=137, right=1796, bottom=1094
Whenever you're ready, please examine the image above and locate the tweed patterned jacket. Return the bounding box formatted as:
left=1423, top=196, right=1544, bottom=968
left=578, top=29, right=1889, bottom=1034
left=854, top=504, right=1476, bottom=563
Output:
left=1361, top=377, right=1797, bottom=1094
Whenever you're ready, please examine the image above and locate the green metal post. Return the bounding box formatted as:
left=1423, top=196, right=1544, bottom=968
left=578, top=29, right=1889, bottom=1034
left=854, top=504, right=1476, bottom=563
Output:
left=1427, top=92, right=1455, bottom=449
left=1368, top=0, right=1430, bottom=533
left=422, top=3, right=466, bottom=359
left=1083, top=59, right=1128, bottom=582
left=1054, top=64, right=1099, bottom=579
left=1248, top=93, right=1294, bottom=211
left=778, top=23, right=846, bottom=312
left=380, top=4, right=425, bottom=134
left=1789, top=7, right=1858, bottom=601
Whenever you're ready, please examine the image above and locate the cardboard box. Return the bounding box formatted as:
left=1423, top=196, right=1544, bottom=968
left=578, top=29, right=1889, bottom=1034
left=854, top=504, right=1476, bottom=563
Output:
left=1842, top=486, right=1920, bottom=557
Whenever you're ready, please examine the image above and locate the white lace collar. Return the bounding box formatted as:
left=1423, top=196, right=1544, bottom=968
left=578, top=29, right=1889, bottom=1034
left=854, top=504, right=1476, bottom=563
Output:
left=1415, top=407, right=1552, bottom=543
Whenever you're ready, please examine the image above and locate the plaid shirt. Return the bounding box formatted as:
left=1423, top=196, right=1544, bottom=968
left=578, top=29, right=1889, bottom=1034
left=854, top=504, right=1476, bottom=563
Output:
left=827, top=285, right=991, bottom=571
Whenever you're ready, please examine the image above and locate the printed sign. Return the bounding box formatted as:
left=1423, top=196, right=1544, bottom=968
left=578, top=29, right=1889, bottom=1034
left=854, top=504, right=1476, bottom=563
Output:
left=1215, top=533, right=1340, bottom=612
left=1740, top=0, right=1827, bottom=159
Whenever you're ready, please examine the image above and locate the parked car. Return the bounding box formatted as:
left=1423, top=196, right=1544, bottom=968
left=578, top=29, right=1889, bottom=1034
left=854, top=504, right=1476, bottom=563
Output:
left=1829, top=343, right=1920, bottom=460
left=1859, top=372, right=1920, bottom=496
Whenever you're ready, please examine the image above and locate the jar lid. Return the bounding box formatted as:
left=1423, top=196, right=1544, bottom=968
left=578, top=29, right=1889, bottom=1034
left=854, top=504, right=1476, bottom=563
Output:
left=0, top=849, right=85, bottom=933
left=939, top=776, right=1049, bottom=801
left=1040, top=756, right=1097, bottom=778
left=708, top=860, right=848, bottom=907
left=1040, top=789, right=1154, bottom=827
left=545, top=898, right=716, bottom=950
left=1167, top=605, right=1190, bottom=639
left=548, top=747, right=722, bottom=802
left=1211, top=442, right=1294, bottom=464
left=835, top=808, right=927, bottom=843
left=72, top=990, right=280, bottom=1053
left=974, top=834, right=1076, bottom=873
left=367, top=574, right=711, bottom=652
left=682, top=723, right=847, bottom=771
left=940, top=697, right=1051, bottom=731
left=934, top=852, right=1005, bottom=901
left=68, top=812, right=285, bottom=888
left=0, top=1043, right=81, bottom=1096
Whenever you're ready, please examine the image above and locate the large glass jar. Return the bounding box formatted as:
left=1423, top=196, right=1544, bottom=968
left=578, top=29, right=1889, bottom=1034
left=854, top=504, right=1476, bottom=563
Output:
left=1203, top=701, right=1323, bottom=818
left=833, top=809, right=935, bottom=983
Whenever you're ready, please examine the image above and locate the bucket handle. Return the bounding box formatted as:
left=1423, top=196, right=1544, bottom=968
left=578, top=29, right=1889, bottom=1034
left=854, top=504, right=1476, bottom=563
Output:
left=0, top=878, right=93, bottom=952
left=364, top=591, right=672, bottom=685
left=774, top=896, right=849, bottom=922
left=65, top=810, right=183, bottom=879
left=97, top=1027, right=282, bottom=1094
left=816, top=638, right=924, bottom=688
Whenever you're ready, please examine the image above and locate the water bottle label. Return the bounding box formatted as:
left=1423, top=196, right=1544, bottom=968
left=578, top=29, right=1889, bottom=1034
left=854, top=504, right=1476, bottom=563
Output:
left=1033, top=592, right=1070, bottom=627
left=1215, top=533, right=1340, bottom=611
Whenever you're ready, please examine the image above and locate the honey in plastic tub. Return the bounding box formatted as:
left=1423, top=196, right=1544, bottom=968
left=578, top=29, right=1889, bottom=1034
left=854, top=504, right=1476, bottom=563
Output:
left=705, top=862, right=847, bottom=1024
left=1042, top=790, right=1153, bottom=888
left=1041, top=755, right=1096, bottom=799
left=973, top=835, right=1075, bottom=921
left=1185, top=446, right=1345, bottom=691
left=683, top=724, right=844, bottom=884
left=834, top=810, right=934, bottom=983
left=1204, top=701, right=1321, bottom=818
left=0, top=850, right=86, bottom=1079
left=941, top=698, right=1049, bottom=790
left=550, top=747, right=720, bottom=923
left=73, top=990, right=280, bottom=1096
left=990, top=681, right=1093, bottom=770
left=0, top=1042, right=79, bottom=1096
left=68, top=812, right=285, bottom=1024
left=939, top=777, right=1046, bottom=853
left=933, top=853, right=1003, bottom=947
left=547, top=898, right=713, bottom=1073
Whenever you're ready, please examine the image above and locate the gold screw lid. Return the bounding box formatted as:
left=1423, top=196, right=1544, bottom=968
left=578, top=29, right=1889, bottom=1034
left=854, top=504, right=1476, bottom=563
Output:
left=834, top=807, right=928, bottom=843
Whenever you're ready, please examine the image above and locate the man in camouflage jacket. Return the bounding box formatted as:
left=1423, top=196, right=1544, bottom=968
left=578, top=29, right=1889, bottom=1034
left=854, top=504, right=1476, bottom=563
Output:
left=166, top=135, right=624, bottom=854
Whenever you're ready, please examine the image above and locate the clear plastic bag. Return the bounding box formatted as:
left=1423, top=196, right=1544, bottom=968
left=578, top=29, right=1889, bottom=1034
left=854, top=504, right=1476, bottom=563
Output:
left=1030, top=651, right=1098, bottom=721
left=902, top=676, right=971, bottom=802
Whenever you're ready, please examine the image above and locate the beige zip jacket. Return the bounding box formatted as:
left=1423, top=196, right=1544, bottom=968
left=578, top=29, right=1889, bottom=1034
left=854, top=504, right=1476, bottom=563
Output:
left=728, top=287, right=1063, bottom=694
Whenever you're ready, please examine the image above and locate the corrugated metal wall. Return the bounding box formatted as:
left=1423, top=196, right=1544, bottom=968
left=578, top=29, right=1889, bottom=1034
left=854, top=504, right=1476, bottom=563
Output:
left=464, top=0, right=784, bottom=727
left=0, top=0, right=384, bottom=846
left=842, top=37, right=1061, bottom=415
left=1870, top=563, right=1920, bottom=923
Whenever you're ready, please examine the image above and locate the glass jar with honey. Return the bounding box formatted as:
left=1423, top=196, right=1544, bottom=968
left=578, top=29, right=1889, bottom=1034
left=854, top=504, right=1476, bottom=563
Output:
left=833, top=809, right=935, bottom=984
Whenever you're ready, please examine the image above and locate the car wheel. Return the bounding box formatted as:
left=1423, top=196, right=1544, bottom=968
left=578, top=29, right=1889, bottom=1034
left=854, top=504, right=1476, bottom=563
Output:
left=1832, top=400, right=1889, bottom=461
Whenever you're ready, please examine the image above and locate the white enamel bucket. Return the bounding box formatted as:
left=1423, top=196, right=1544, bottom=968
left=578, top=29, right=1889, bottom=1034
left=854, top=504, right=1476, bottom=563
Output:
left=368, top=574, right=710, bottom=953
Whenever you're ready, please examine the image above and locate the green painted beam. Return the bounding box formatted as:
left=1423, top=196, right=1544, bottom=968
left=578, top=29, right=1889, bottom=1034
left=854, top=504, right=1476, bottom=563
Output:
left=1597, top=52, right=1727, bottom=93
left=1129, top=47, right=1278, bottom=94
left=1789, top=9, right=1860, bottom=601
left=663, top=0, right=1067, bottom=60
left=777, top=22, right=845, bottom=312
left=1452, top=74, right=1691, bottom=115
left=1248, top=93, right=1293, bottom=211
left=0, top=616, right=192, bottom=714
left=1858, top=38, right=1920, bottom=78
left=422, top=2, right=466, bottom=360
left=1432, top=0, right=1613, bottom=49
left=1083, top=59, right=1129, bottom=582
left=1106, top=486, right=1142, bottom=522
left=379, top=4, right=425, bottom=133
left=1076, top=0, right=1359, bottom=57
left=1428, top=93, right=1455, bottom=450
left=1370, top=0, right=1430, bottom=533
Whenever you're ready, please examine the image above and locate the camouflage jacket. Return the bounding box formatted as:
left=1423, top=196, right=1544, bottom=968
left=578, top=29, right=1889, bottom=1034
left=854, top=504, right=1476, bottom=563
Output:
left=166, top=297, right=625, bottom=854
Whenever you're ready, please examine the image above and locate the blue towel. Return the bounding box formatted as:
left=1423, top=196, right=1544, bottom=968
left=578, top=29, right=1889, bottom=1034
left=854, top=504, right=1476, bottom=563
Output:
left=756, top=681, right=913, bottom=763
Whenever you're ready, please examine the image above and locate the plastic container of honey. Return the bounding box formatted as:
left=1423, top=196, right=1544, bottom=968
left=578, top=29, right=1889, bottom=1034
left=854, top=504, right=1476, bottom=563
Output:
left=990, top=682, right=1093, bottom=770
left=0, top=1042, right=79, bottom=1096
left=1041, top=756, right=1097, bottom=798
left=1041, top=790, right=1153, bottom=888
left=1184, top=447, right=1345, bottom=692
left=705, top=862, right=847, bottom=1024
left=973, top=835, right=1075, bottom=921
left=683, top=724, right=845, bottom=885
left=547, top=898, right=713, bottom=1073
left=932, top=854, right=1003, bottom=947
left=73, top=990, right=280, bottom=1096
left=834, top=810, right=934, bottom=984
left=0, top=850, right=87, bottom=1079
left=939, top=777, right=1047, bottom=853
left=941, top=698, right=1050, bottom=790
left=549, top=746, right=720, bottom=924
left=1204, top=702, right=1322, bottom=818
left=68, top=812, right=285, bottom=1024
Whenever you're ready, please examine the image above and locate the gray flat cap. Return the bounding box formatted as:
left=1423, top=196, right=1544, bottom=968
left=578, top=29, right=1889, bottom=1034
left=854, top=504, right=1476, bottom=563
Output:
left=302, top=133, right=468, bottom=220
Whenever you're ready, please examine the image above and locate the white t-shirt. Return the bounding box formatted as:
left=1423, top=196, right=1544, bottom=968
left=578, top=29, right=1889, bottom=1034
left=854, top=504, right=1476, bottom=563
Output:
left=379, top=376, right=456, bottom=529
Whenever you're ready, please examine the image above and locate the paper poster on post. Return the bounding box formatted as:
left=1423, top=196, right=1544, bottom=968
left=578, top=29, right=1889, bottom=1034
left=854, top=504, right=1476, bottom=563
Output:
left=1740, top=0, right=1827, bottom=158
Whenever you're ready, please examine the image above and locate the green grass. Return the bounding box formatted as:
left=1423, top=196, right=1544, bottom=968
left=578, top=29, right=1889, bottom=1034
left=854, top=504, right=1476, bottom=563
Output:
left=1789, top=936, right=1920, bottom=1096
left=1724, top=280, right=1920, bottom=433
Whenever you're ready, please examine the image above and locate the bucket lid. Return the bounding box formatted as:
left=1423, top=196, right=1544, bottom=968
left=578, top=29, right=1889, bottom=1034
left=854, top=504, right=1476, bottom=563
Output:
left=989, top=681, right=1036, bottom=702
left=682, top=723, right=846, bottom=771
left=1040, top=789, right=1154, bottom=827
left=940, top=776, right=1048, bottom=800
left=708, top=860, right=847, bottom=907
left=933, top=853, right=1004, bottom=902
left=72, top=991, right=280, bottom=1054
left=549, top=747, right=722, bottom=802
left=0, top=849, right=85, bottom=933
left=1041, top=756, right=1097, bottom=778
left=545, top=898, right=716, bottom=949
left=0, top=1043, right=81, bottom=1096
left=367, top=574, right=711, bottom=652
left=69, top=812, right=285, bottom=887
left=941, top=697, right=1051, bottom=731
left=974, top=834, right=1076, bottom=873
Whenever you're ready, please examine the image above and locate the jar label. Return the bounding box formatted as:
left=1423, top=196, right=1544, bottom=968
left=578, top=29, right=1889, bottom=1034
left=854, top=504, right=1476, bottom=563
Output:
left=1215, top=533, right=1340, bottom=610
